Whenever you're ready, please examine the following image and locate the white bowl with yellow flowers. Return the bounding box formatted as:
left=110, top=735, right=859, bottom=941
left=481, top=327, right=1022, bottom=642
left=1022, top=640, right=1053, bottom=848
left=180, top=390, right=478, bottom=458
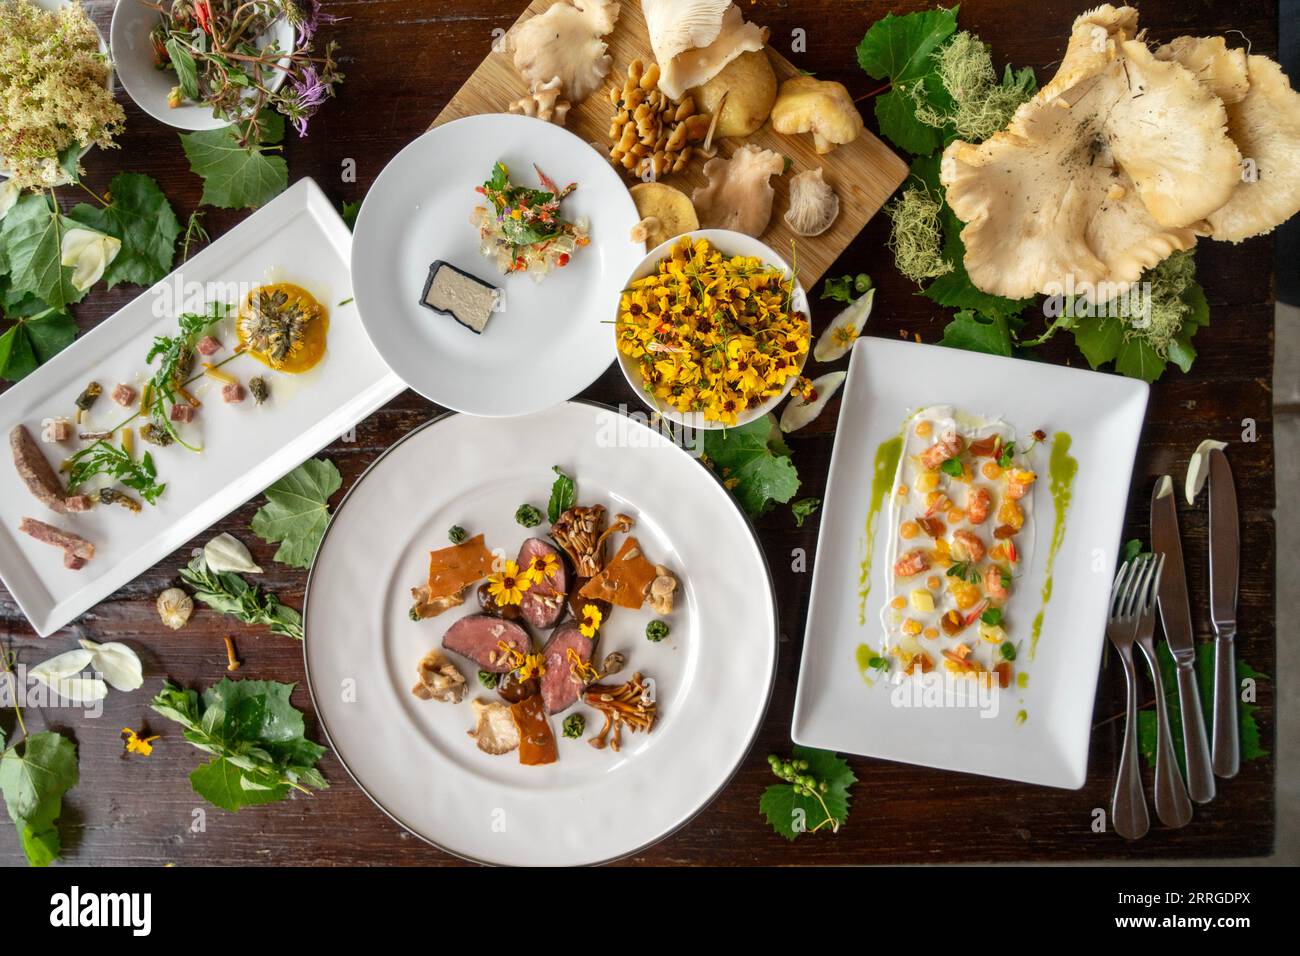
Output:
left=614, top=229, right=810, bottom=431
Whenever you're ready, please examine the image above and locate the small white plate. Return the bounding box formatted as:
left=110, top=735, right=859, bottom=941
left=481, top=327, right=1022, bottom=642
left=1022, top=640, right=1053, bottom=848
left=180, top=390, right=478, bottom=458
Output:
left=350, top=114, right=643, bottom=417
left=109, top=1, right=292, bottom=132
left=792, top=337, right=1149, bottom=789
left=303, top=402, right=777, bottom=865
left=0, top=178, right=403, bottom=637
left=614, top=229, right=810, bottom=431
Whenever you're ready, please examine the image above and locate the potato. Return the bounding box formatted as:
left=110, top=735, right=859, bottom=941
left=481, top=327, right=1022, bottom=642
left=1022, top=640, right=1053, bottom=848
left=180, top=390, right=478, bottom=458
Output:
left=691, top=50, right=778, bottom=139
left=629, top=182, right=699, bottom=249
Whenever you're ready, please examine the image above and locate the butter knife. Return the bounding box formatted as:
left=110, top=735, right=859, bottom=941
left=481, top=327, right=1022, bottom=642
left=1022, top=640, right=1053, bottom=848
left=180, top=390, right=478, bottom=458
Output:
left=1208, top=448, right=1239, bottom=778
left=1151, top=476, right=1214, bottom=804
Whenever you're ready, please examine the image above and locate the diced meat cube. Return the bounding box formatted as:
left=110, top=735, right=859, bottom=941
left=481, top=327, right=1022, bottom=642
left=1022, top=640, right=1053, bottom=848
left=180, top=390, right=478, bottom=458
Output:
left=196, top=335, right=222, bottom=356
left=111, top=383, right=137, bottom=407
left=64, top=553, right=88, bottom=570
left=64, top=495, right=94, bottom=512
left=48, top=419, right=74, bottom=442
left=170, top=403, right=196, bottom=423
left=221, top=382, right=245, bottom=404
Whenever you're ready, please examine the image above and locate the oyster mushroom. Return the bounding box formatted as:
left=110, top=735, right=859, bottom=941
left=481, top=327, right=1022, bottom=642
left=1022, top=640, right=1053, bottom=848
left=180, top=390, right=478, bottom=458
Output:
left=467, top=699, right=520, bottom=754
left=770, top=77, right=864, bottom=154
left=646, top=565, right=678, bottom=614
left=509, top=0, right=620, bottom=104
left=784, top=168, right=839, bottom=236
left=411, top=648, right=468, bottom=704
left=692, top=144, right=785, bottom=236
left=643, top=0, right=768, bottom=101
left=507, top=76, right=572, bottom=126
left=940, top=6, right=1242, bottom=301
left=1157, top=38, right=1300, bottom=243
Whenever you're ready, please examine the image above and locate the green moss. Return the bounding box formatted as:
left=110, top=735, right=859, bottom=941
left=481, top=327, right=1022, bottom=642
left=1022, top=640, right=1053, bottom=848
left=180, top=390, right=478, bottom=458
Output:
left=885, top=186, right=952, bottom=284
left=911, top=32, right=1035, bottom=143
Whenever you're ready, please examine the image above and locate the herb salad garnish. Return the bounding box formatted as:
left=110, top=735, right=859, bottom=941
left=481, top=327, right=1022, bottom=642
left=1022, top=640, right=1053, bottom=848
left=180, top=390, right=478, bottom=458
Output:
left=65, top=441, right=166, bottom=503
left=179, top=553, right=303, bottom=640
left=142, top=302, right=227, bottom=451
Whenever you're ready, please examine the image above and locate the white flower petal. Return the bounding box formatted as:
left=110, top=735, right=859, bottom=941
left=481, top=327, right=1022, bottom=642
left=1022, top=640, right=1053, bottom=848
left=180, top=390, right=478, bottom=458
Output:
left=79, top=638, right=144, bottom=692
left=203, top=533, right=263, bottom=575
left=813, top=288, right=875, bottom=363
left=30, top=648, right=94, bottom=686
left=1184, top=439, right=1228, bottom=504
left=780, top=371, right=847, bottom=433
left=48, top=676, right=108, bottom=704
left=0, top=180, right=19, bottom=221
left=60, top=228, right=119, bottom=291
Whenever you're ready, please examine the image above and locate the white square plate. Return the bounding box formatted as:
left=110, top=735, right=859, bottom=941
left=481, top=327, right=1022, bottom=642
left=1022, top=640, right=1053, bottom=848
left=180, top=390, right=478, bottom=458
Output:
left=0, top=178, right=403, bottom=636
left=792, top=337, right=1149, bottom=789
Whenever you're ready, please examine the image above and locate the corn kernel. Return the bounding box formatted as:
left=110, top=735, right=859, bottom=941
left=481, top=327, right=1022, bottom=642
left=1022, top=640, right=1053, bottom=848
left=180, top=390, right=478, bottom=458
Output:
left=923, top=627, right=940, bottom=639
left=925, top=575, right=941, bottom=590
left=982, top=461, right=1002, bottom=480
left=900, top=520, right=920, bottom=539
left=896, top=484, right=909, bottom=497
left=909, top=589, right=935, bottom=613
left=915, top=420, right=933, bottom=437
left=902, top=618, right=922, bottom=636
left=890, top=596, right=907, bottom=610
left=946, top=508, right=965, bottom=524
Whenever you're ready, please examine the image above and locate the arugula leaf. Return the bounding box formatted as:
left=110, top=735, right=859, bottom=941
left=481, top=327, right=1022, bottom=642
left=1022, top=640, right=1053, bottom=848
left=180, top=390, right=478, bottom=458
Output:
left=791, top=497, right=821, bottom=527
left=65, top=442, right=166, bottom=504
left=760, top=747, right=856, bottom=841
left=0, top=297, right=76, bottom=382
left=68, top=173, right=180, bottom=288
left=856, top=7, right=960, bottom=157
left=0, top=731, right=78, bottom=867
left=938, top=310, right=1015, bottom=356
left=0, top=193, right=87, bottom=309
left=1138, top=643, right=1268, bottom=772
left=250, top=458, right=343, bottom=568
left=151, top=679, right=327, bottom=812
left=180, top=112, right=288, bottom=210
left=547, top=465, right=575, bottom=524
left=701, top=415, right=800, bottom=517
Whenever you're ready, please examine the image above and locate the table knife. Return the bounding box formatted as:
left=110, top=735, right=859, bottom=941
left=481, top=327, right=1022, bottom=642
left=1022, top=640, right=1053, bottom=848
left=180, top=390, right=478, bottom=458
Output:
left=1208, top=448, right=1240, bottom=778
left=1151, top=476, right=1215, bottom=803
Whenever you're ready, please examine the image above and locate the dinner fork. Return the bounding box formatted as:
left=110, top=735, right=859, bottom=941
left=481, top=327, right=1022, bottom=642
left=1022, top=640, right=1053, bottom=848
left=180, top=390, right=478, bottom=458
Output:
left=1106, top=556, right=1156, bottom=840
left=1133, top=553, right=1192, bottom=828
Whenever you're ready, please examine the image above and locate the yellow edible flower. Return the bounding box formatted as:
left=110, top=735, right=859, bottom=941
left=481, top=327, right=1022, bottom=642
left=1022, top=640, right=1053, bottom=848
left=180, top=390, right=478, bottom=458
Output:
left=524, top=552, right=559, bottom=582
left=578, top=603, right=603, bottom=638
left=487, top=560, right=528, bottom=606
left=122, top=728, right=160, bottom=757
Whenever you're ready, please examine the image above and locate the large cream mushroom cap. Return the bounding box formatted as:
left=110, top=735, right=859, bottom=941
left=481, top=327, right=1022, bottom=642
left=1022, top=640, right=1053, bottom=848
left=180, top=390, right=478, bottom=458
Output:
left=643, top=0, right=767, bottom=100
left=510, top=0, right=620, bottom=104
left=1159, top=37, right=1300, bottom=243
left=692, top=143, right=785, bottom=237
left=940, top=7, right=1239, bottom=300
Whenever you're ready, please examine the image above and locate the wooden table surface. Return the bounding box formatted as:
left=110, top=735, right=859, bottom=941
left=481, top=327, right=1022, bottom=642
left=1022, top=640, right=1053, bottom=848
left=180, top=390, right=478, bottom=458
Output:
left=0, top=0, right=1277, bottom=865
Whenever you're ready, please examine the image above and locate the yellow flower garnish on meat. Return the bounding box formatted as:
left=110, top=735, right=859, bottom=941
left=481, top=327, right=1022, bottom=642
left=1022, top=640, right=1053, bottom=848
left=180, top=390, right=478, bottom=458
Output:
left=578, top=603, right=603, bottom=638
left=122, top=727, right=160, bottom=756
left=524, top=552, right=558, bottom=581
left=487, top=560, right=528, bottom=606
left=566, top=647, right=601, bottom=684
left=517, top=653, right=547, bottom=681
left=616, top=236, right=807, bottom=424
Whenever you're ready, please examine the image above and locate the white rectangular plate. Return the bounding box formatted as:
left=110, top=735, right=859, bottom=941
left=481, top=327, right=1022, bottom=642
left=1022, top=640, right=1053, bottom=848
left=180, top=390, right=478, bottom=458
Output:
left=0, top=178, right=403, bottom=636
left=792, top=337, right=1149, bottom=789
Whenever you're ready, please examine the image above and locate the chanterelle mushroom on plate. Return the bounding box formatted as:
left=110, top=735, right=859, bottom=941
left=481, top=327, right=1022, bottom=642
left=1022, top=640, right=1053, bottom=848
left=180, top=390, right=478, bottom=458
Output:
left=509, top=0, right=620, bottom=104
left=692, top=143, right=785, bottom=236
left=939, top=5, right=1241, bottom=301
left=643, top=0, right=768, bottom=101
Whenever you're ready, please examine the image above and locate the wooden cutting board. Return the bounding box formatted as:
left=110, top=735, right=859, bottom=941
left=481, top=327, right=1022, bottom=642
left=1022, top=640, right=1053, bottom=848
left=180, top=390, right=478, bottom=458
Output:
left=430, top=0, right=908, bottom=284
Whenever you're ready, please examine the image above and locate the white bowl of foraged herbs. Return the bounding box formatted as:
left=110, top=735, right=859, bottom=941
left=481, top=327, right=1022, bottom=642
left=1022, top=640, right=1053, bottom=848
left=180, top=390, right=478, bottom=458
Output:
left=110, top=0, right=294, bottom=131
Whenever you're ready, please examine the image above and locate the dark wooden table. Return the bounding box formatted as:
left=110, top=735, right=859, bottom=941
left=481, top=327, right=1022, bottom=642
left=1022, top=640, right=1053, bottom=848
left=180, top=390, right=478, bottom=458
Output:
left=1, top=0, right=1277, bottom=865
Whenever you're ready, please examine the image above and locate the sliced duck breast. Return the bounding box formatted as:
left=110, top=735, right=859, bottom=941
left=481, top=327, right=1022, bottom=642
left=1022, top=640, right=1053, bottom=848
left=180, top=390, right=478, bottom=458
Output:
left=442, top=614, right=531, bottom=672
left=517, top=537, right=570, bottom=630
left=539, top=622, right=592, bottom=714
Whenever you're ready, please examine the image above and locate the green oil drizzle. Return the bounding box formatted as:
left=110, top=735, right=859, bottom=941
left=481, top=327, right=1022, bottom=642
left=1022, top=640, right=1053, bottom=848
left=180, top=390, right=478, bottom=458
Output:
left=1015, top=709, right=1028, bottom=725
left=857, top=434, right=904, bottom=625
left=1029, top=431, right=1078, bottom=658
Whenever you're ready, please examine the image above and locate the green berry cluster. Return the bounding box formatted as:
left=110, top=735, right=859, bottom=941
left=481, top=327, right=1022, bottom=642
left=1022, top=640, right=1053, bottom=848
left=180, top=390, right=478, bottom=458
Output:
left=767, top=754, right=828, bottom=797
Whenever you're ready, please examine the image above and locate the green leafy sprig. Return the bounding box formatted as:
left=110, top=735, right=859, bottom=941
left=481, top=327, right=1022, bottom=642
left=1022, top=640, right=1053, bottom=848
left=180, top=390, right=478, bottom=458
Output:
left=65, top=441, right=167, bottom=504
left=179, top=553, right=303, bottom=640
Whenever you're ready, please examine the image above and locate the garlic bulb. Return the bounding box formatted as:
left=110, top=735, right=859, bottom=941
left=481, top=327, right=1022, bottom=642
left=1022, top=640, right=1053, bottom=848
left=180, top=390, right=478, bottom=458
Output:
left=157, top=588, right=194, bottom=630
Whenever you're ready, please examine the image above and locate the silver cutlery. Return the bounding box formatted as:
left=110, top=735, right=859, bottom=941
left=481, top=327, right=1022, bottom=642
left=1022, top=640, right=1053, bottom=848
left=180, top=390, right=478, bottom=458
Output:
left=1208, top=448, right=1240, bottom=778
left=1106, top=555, right=1162, bottom=840
left=1150, top=476, right=1215, bottom=804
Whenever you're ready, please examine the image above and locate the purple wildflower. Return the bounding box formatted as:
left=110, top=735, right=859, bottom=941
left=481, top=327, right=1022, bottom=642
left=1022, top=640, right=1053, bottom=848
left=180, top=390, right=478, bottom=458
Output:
left=292, top=0, right=339, bottom=46
left=286, top=65, right=331, bottom=136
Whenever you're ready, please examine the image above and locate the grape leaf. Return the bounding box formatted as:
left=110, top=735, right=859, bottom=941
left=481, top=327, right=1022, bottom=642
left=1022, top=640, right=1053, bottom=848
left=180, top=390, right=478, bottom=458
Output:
left=0, top=193, right=87, bottom=309
left=1138, top=643, right=1268, bottom=772
left=68, top=173, right=181, bottom=288
left=700, top=415, right=800, bottom=517
left=760, top=747, right=856, bottom=841
left=180, top=112, right=288, bottom=210
left=0, top=297, right=77, bottom=382
left=0, top=731, right=78, bottom=867
left=250, top=457, right=343, bottom=568
left=937, top=310, right=1015, bottom=356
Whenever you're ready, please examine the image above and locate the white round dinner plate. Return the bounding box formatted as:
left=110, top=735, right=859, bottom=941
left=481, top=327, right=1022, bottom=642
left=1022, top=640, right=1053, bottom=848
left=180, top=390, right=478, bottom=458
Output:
left=350, top=114, right=644, bottom=417
left=303, top=402, right=777, bottom=865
